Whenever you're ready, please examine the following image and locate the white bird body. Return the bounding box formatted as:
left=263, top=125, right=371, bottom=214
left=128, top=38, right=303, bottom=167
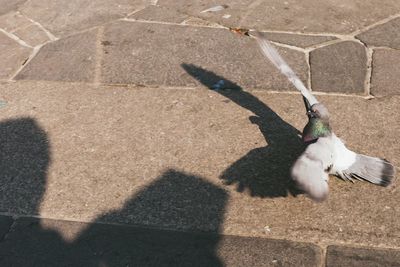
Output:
left=291, top=134, right=359, bottom=201
left=329, top=134, right=357, bottom=176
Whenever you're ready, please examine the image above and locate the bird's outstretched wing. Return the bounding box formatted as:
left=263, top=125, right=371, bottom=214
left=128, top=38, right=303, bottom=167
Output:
left=250, top=31, right=318, bottom=107
left=342, top=154, right=395, bottom=186
left=291, top=137, right=334, bottom=202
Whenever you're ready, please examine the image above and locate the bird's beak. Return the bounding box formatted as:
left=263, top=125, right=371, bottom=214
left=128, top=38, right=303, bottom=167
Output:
left=303, top=96, right=312, bottom=112
left=307, top=111, right=316, bottom=118
left=303, top=96, right=317, bottom=118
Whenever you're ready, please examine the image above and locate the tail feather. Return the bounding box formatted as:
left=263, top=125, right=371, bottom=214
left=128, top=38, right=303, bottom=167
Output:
left=344, top=154, right=395, bottom=187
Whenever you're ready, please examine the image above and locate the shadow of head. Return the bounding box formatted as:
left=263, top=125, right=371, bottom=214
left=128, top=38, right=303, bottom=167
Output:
left=181, top=63, right=241, bottom=91
left=181, top=63, right=304, bottom=198
left=0, top=117, right=50, bottom=215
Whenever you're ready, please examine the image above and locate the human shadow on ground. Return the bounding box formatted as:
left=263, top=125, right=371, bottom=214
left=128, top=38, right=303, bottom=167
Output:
left=0, top=117, right=50, bottom=215
left=77, top=169, right=227, bottom=266
left=0, top=118, right=228, bottom=266
left=182, top=63, right=304, bottom=198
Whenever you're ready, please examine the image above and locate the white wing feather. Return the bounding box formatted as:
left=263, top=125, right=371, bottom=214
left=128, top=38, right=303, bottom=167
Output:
left=291, top=137, right=335, bottom=202
left=251, top=31, right=318, bottom=106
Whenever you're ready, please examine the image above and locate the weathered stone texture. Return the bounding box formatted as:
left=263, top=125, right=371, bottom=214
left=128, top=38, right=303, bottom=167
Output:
left=310, top=41, right=367, bottom=93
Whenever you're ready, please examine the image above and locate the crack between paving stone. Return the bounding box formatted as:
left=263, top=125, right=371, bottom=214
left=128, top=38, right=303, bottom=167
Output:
left=119, top=18, right=311, bottom=54
left=1, top=76, right=376, bottom=99
left=269, top=41, right=305, bottom=52
left=252, top=29, right=341, bottom=51
left=100, top=83, right=376, bottom=99
left=53, top=24, right=111, bottom=42
left=189, top=9, right=400, bottom=40
left=180, top=17, right=192, bottom=25
left=250, top=29, right=345, bottom=38
left=4, top=77, right=374, bottom=99
left=8, top=4, right=397, bottom=63
left=121, top=17, right=225, bottom=29
left=136, top=4, right=356, bottom=40
left=9, top=44, right=43, bottom=81
left=0, top=218, right=17, bottom=244
left=0, top=212, right=226, bottom=237
left=21, top=14, right=58, bottom=41
left=354, top=36, right=374, bottom=97
left=10, top=5, right=366, bottom=58
left=172, top=8, right=400, bottom=55
left=180, top=17, right=225, bottom=28
left=7, top=24, right=54, bottom=48
left=0, top=6, right=395, bottom=99
left=126, top=5, right=148, bottom=17
left=9, top=20, right=34, bottom=34
left=350, top=12, right=400, bottom=36
left=120, top=13, right=390, bottom=58
left=267, top=89, right=374, bottom=99
left=94, top=26, right=105, bottom=85
left=177, top=10, right=230, bottom=28
left=175, top=9, right=351, bottom=39
left=0, top=29, right=32, bottom=48
left=291, top=225, right=400, bottom=249
left=305, top=51, right=312, bottom=90
left=18, top=18, right=120, bottom=50
left=364, top=47, right=374, bottom=96
left=305, top=36, right=359, bottom=52
left=320, top=240, right=400, bottom=251
left=320, top=245, right=327, bottom=267
left=0, top=11, right=384, bottom=101
left=370, top=46, right=400, bottom=50
left=1, top=212, right=399, bottom=251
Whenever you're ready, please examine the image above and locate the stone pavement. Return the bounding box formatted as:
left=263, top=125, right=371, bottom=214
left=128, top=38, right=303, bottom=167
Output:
left=0, top=1, right=399, bottom=266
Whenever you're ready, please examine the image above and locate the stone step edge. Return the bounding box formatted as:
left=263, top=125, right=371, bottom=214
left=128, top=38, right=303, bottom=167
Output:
left=1, top=214, right=399, bottom=267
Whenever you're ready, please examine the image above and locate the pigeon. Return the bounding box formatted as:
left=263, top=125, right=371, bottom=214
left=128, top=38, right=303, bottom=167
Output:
left=291, top=98, right=394, bottom=201
left=248, top=30, right=395, bottom=201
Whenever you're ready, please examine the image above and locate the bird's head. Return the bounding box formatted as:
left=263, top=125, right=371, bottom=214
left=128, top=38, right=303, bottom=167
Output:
left=307, top=103, right=330, bottom=121
left=302, top=102, right=331, bottom=143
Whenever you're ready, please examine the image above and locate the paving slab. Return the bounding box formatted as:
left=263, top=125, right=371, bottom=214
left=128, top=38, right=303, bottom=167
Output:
left=0, top=31, right=32, bottom=79
left=15, top=30, right=97, bottom=82
left=310, top=41, right=367, bottom=93
left=0, top=11, right=31, bottom=32
left=101, top=21, right=308, bottom=90
left=159, top=0, right=400, bottom=34
left=182, top=17, right=225, bottom=28
left=19, top=0, right=150, bottom=37
left=0, top=80, right=398, bottom=249
left=218, top=235, right=322, bottom=267
left=357, top=17, right=400, bottom=50
left=371, top=49, right=400, bottom=96
left=0, top=216, right=322, bottom=267
left=0, top=215, right=13, bottom=240
left=256, top=31, right=336, bottom=48
left=13, top=24, right=50, bottom=47
left=0, top=0, right=26, bottom=16
left=129, top=5, right=189, bottom=23
left=326, top=245, right=400, bottom=267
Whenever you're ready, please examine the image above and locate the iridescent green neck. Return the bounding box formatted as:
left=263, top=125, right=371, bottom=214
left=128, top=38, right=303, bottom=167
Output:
left=302, top=118, right=331, bottom=142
